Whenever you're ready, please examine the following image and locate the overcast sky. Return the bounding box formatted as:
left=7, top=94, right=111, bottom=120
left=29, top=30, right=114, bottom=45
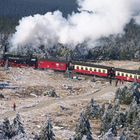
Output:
left=0, top=0, right=77, bottom=17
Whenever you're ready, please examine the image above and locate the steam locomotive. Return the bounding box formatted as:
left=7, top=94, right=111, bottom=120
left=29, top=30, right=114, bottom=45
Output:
left=1, top=54, right=140, bottom=83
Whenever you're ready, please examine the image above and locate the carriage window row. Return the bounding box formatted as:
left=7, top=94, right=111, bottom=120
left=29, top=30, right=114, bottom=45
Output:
left=76, top=66, right=106, bottom=73
left=117, top=72, right=130, bottom=77
left=76, top=66, right=140, bottom=78
left=116, top=72, right=140, bottom=79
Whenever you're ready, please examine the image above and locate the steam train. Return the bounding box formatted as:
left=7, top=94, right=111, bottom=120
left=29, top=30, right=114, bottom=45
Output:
left=0, top=54, right=140, bottom=83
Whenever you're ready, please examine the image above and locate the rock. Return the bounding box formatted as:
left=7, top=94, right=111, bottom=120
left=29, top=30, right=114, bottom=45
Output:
left=0, top=94, right=4, bottom=98
left=63, top=84, right=73, bottom=90
left=60, top=106, right=69, bottom=111
left=30, top=93, right=38, bottom=97
left=47, top=90, right=58, bottom=97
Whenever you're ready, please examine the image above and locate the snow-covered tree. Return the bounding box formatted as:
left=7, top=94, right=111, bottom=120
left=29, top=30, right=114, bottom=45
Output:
left=74, top=112, right=93, bottom=140
left=12, top=113, right=25, bottom=135
left=2, top=118, right=13, bottom=139
left=85, top=98, right=101, bottom=119
left=102, top=128, right=114, bottom=140
left=39, top=119, right=55, bottom=140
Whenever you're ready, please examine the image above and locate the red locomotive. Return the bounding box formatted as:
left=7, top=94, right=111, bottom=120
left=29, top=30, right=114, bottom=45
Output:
left=0, top=54, right=140, bottom=83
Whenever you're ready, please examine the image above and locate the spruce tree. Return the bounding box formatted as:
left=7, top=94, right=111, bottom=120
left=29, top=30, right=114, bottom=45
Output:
left=101, top=104, right=114, bottom=133
left=86, top=131, right=93, bottom=140
left=2, top=117, right=13, bottom=139
left=39, top=119, right=55, bottom=140
left=87, top=98, right=101, bottom=119
left=12, top=113, right=25, bottom=135
left=74, top=112, right=93, bottom=140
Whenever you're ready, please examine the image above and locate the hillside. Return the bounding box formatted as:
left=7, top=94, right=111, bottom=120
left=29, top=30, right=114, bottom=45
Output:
left=0, top=67, right=140, bottom=139
left=0, top=11, right=140, bottom=60
left=69, top=19, right=140, bottom=61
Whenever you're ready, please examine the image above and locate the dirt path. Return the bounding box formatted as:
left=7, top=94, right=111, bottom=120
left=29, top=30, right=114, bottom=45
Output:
left=0, top=84, right=117, bottom=120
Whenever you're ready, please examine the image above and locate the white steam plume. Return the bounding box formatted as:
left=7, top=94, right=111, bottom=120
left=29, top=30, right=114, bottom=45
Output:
left=135, top=15, right=140, bottom=25
left=10, top=0, right=140, bottom=49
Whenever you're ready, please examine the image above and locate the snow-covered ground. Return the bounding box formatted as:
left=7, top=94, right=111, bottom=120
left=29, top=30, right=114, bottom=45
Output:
left=0, top=66, right=130, bottom=139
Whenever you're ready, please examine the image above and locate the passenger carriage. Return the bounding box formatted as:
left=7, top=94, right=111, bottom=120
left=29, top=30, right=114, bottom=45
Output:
left=73, top=62, right=111, bottom=77
left=73, top=61, right=140, bottom=83
left=38, top=58, right=67, bottom=71
left=115, top=68, right=140, bottom=83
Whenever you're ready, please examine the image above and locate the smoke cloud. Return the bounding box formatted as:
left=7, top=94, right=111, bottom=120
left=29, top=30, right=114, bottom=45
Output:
left=135, top=15, right=140, bottom=25
left=10, top=0, right=140, bottom=50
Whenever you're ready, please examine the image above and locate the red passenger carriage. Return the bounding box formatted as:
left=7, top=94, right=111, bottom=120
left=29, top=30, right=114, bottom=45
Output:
left=38, top=59, right=67, bottom=71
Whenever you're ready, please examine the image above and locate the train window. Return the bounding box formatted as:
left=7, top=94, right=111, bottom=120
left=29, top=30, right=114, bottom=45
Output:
left=98, top=69, right=101, bottom=72
left=103, top=70, right=105, bottom=73
left=138, top=76, right=140, bottom=79
left=90, top=68, right=92, bottom=71
left=76, top=66, right=79, bottom=69
left=134, top=75, right=137, bottom=79
left=94, top=69, right=96, bottom=72
left=56, top=63, right=59, bottom=67
left=117, top=73, right=120, bottom=76
left=31, top=59, right=36, bottom=61
left=130, top=75, right=132, bottom=78
left=85, top=67, right=88, bottom=71
left=81, top=67, right=83, bottom=70
left=122, top=73, right=124, bottom=76
left=126, top=74, right=128, bottom=77
left=60, top=64, right=64, bottom=67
